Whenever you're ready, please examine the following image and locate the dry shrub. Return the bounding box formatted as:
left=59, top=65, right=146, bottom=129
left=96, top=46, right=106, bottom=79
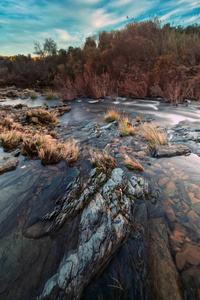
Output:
left=104, top=109, right=120, bottom=122
left=124, top=155, right=145, bottom=172
left=0, top=129, right=23, bottom=150
left=119, top=116, right=135, bottom=136
left=26, top=108, right=58, bottom=125
left=141, top=122, right=168, bottom=150
left=90, top=149, right=117, bottom=174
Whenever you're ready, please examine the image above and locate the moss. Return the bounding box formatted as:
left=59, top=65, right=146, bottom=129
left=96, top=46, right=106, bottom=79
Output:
left=127, top=194, right=135, bottom=201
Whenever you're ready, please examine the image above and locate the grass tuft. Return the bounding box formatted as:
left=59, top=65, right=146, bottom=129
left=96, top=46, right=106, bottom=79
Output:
left=30, top=92, right=38, bottom=99
left=136, top=116, right=141, bottom=122
left=119, top=116, right=135, bottom=136
left=141, top=122, right=168, bottom=150
left=26, top=108, right=58, bottom=125
left=90, top=149, right=117, bottom=174
left=104, top=109, right=120, bottom=123
left=124, top=156, right=145, bottom=172
left=0, top=130, right=23, bottom=151
left=45, top=90, right=57, bottom=100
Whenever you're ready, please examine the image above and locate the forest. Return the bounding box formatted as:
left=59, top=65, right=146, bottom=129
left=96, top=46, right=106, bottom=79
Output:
left=0, top=18, right=200, bottom=105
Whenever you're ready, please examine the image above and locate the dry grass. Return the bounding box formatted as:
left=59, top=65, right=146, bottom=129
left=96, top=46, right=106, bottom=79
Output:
left=141, top=122, right=168, bottom=150
left=90, top=149, right=117, bottom=174
left=0, top=116, right=21, bottom=130
left=50, top=131, right=58, bottom=138
left=22, top=134, right=79, bottom=165
left=61, top=139, right=79, bottom=166
left=0, top=129, right=23, bottom=150
left=124, top=156, right=145, bottom=172
left=136, top=116, right=141, bottom=122
left=45, top=90, right=57, bottom=100
left=119, top=116, right=135, bottom=136
left=26, top=108, right=58, bottom=125
left=104, top=109, right=120, bottom=123
left=21, top=134, right=47, bottom=157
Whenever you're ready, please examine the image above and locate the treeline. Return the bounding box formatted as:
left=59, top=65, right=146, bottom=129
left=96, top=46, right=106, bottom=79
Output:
left=1, top=18, right=200, bottom=104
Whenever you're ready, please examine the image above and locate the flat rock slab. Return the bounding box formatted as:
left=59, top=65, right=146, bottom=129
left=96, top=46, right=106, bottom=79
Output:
left=0, top=158, right=19, bottom=175
left=57, top=106, right=71, bottom=113
left=151, top=144, right=191, bottom=158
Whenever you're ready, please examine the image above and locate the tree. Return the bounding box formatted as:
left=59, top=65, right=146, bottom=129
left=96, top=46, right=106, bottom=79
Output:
left=33, top=38, right=57, bottom=57
left=43, top=38, right=57, bottom=56
left=84, top=36, right=96, bottom=50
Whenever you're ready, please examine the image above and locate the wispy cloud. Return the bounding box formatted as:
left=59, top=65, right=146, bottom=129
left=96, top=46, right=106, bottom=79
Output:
left=0, top=0, right=200, bottom=56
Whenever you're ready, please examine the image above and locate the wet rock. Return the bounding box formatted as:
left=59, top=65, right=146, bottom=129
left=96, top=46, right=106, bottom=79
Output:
left=149, top=218, right=182, bottom=300
left=39, top=168, right=151, bottom=299
left=176, top=243, right=200, bottom=271
left=0, top=158, right=19, bottom=174
left=56, top=106, right=71, bottom=115
left=151, top=144, right=191, bottom=158
left=158, top=177, right=170, bottom=187
left=165, top=208, right=176, bottom=222
left=5, top=89, right=19, bottom=98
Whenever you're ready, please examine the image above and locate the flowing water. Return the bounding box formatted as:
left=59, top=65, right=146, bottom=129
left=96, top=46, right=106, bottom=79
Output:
left=0, top=96, right=200, bottom=299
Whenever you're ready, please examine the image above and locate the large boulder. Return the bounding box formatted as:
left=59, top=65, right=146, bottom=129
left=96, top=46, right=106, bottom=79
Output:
left=151, top=144, right=191, bottom=158
left=38, top=168, right=150, bottom=299
left=0, top=158, right=19, bottom=174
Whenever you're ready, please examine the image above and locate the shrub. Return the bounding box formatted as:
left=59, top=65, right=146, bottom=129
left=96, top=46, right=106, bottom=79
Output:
left=26, top=108, right=58, bottom=125
left=141, top=122, right=168, bottom=150
left=104, top=109, right=120, bottom=122
left=124, top=156, right=145, bottom=172
left=119, top=116, right=135, bottom=136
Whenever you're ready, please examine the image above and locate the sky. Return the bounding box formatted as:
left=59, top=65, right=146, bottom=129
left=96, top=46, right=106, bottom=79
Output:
left=0, top=0, right=200, bottom=56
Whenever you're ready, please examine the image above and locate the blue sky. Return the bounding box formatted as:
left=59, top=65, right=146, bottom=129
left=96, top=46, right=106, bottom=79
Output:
left=0, top=0, right=200, bottom=56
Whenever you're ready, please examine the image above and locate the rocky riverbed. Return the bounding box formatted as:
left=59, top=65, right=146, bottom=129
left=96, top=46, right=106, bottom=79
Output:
left=0, top=95, right=200, bottom=300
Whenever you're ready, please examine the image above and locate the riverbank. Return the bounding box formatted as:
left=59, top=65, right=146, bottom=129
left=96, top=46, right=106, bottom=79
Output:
left=0, top=94, right=200, bottom=300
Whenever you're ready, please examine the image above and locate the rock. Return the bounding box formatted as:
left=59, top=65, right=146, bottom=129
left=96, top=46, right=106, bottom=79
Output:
left=38, top=168, right=151, bottom=299
left=165, top=208, right=176, bottom=221
left=151, top=144, right=191, bottom=158
left=176, top=243, right=200, bottom=271
left=158, top=177, right=170, bottom=187
left=57, top=106, right=71, bottom=113
left=0, top=158, right=19, bottom=174
left=4, top=90, right=19, bottom=98
left=149, top=218, right=182, bottom=300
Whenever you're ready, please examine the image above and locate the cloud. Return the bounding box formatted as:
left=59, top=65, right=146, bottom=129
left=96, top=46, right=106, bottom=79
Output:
left=55, top=29, right=80, bottom=43
left=0, top=0, right=200, bottom=56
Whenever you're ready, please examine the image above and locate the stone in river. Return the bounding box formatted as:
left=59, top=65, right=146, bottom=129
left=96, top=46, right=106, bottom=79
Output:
left=158, top=177, right=170, bottom=187
left=176, top=243, right=200, bottom=271
left=151, top=144, right=191, bottom=158
left=0, top=158, right=19, bottom=175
